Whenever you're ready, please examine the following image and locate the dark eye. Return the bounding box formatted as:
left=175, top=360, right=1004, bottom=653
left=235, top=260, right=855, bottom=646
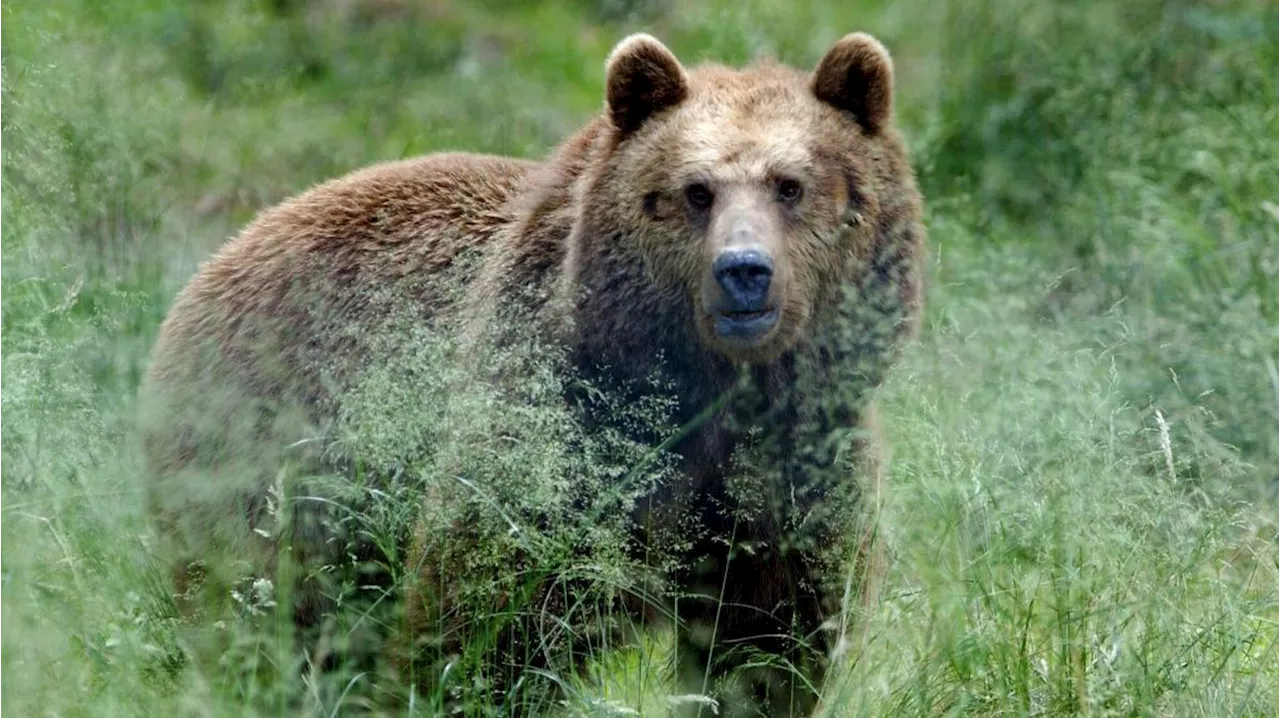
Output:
left=684, top=183, right=714, bottom=210
left=777, top=178, right=804, bottom=204
left=642, top=191, right=661, bottom=217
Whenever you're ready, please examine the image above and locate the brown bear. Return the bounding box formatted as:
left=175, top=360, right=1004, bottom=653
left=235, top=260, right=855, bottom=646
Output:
left=139, top=30, right=925, bottom=717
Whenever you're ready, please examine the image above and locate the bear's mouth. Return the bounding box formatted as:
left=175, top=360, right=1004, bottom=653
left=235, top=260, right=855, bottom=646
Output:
left=715, top=306, right=780, bottom=341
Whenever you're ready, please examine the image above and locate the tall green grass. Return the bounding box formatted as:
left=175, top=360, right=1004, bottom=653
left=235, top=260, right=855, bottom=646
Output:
left=3, top=0, right=1276, bottom=715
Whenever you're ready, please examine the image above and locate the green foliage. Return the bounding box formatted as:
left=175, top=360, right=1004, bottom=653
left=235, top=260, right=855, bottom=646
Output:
left=333, top=308, right=688, bottom=712
left=921, top=0, right=1280, bottom=490
left=2, top=0, right=1276, bottom=716
left=826, top=238, right=1277, bottom=716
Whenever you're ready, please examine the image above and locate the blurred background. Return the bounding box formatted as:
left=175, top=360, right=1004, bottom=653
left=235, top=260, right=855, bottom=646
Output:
left=2, top=0, right=1277, bottom=715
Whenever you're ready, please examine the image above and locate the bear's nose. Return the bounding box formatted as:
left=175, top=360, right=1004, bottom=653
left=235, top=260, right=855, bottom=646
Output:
left=713, top=248, right=774, bottom=310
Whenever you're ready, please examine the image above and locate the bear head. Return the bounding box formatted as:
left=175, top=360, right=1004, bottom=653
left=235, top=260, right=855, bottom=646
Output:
left=565, top=32, right=904, bottom=367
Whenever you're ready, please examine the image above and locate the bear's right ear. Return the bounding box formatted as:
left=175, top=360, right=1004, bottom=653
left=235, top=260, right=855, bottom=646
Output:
left=811, top=32, right=895, bottom=135
left=605, top=34, right=689, bottom=138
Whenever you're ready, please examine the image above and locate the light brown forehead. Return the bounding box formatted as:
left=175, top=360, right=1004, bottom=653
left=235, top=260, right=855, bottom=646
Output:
left=667, top=68, right=824, bottom=183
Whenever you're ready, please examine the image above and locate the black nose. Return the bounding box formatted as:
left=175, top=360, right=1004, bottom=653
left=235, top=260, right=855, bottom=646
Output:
left=713, top=248, right=774, bottom=310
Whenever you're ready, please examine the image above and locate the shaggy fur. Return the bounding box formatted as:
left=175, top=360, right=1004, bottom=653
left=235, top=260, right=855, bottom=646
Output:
left=140, top=31, right=925, bottom=717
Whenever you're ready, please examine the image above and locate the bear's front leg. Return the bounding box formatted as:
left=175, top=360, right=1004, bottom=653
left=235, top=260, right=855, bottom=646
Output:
left=670, top=534, right=830, bottom=718
left=669, top=406, right=885, bottom=718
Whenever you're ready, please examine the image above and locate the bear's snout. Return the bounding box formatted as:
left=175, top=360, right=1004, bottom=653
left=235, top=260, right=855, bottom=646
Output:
left=712, top=247, right=779, bottom=340
left=714, top=248, right=773, bottom=308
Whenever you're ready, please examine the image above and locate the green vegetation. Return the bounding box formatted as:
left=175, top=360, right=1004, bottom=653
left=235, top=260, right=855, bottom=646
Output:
left=3, top=0, right=1276, bottom=715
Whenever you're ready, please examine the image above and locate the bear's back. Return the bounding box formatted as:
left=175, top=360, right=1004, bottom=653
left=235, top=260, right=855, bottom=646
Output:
left=141, top=152, right=540, bottom=479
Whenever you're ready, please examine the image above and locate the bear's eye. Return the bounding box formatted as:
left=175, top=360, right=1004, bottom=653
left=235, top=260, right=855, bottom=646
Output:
left=684, top=183, right=714, bottom=211
left=776, top=178, right=804, bottom=205
left=642, top=191, right=662, bottom=217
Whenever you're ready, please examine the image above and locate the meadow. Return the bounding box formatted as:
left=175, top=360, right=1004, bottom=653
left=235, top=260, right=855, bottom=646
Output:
left=2, top=0, right=1278, bottom=715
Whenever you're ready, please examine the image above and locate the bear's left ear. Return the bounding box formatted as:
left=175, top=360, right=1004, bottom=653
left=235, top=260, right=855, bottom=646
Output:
left=605, top=33, right=689, bottom=138
left=811, top=32, right=895, bottom=135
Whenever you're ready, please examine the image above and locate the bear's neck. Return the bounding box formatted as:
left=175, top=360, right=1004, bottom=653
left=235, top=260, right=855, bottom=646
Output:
left=564, top=236, right=735, bottom=408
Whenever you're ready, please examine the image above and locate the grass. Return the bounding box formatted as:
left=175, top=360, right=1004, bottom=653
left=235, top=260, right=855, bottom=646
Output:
left=2, top=0, right=1277, bottom=715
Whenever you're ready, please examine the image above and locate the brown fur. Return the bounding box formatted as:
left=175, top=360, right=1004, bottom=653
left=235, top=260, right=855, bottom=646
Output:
left=141, top=153, right=539, bottom=629
left=141, top=32, right=925, bottom=717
